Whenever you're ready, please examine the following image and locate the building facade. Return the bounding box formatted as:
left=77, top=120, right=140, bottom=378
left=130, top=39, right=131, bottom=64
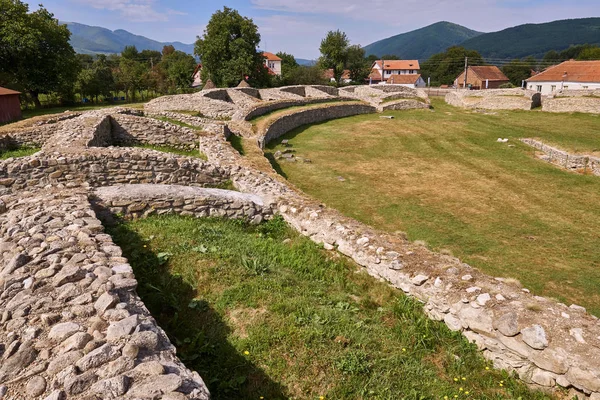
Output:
left=454, top=66, right=510, bottom=90
left=526, top=60, right=600, bottom=95
left=369, top=60, right=420, bottom=84
left=263, top=52, right=282, bottom=76
left=0, top=87, right=21, bottom=124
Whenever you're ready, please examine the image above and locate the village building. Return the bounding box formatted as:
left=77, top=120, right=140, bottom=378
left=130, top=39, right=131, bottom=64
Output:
left=0, top=87, right=21, bottom=124
left=454, top=66, right=510, bottom=90
left=263, top=52, right=282, bottom=76
left=387, top=74, right=427, bottom=88
left=369, top=60, right=420, bottom=84
left=526, top=60, right=600, bottom=95
left=191, top=64, right=203, bottom=88
left=324, top=69, right=352, bottom=84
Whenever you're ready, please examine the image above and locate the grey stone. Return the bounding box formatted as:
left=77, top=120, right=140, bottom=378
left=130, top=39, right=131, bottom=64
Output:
left=521, top=325, right=549, bottom=350
left=532, top=348, right=569, bottom=375
left=0, top=341, right=38, bottom=382
left=106, top=314, right=139, bottom=341
left=531, top=368, right=556, bottom=387
left=26, top=376, right=47, bottom=397
left=411, top=274, right=429, bottom=286
left=48, top=322, right=81, bottom=341
left=43, top=390, right=66, bottom=400
left=457, top=307, right=493, bottom=335
left=90, top=375, right=130, bottom=399
left=569, top=328, right=586, bottom=344
left=127, top=374, right=182, bottom=397
left=476, top=293, right=491, bottom=306
left=130, top=331, right=159, bottom=350
left=76, top=344, right=120, bottom=371
left=132, top=361, right=165, bottom=377
left=1, top=253, right=31, bottom=276
left=47, top=351, right=84, bottom=376
left=493, top=312, right=520, bottom=337
left=443, top=313, right=463, bottom=332
left=498, top=335, right=532, bottom=358
left=60, top=332, right=93, bottom=352
left=566, top=367, right=600, bottom=392
left=52, top=264, right=85, bottom=287
left=94, top=292, right=119, bottom=315
left=64, top=371, right=98, bottom=395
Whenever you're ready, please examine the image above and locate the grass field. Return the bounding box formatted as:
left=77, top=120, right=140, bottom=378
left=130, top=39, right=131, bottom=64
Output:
left=265, top=99, right=600, bottom=316
left=109, top=215, right=551, bottom=400
left=0, top=146, right=40, bottom=159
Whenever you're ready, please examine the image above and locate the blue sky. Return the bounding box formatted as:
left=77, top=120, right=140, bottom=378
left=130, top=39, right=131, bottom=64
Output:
left=35, top=0, right=600, bottom=59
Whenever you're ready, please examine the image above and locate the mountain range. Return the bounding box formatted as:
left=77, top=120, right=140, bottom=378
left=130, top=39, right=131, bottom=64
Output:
left=65, top=18, right=600, bottom=62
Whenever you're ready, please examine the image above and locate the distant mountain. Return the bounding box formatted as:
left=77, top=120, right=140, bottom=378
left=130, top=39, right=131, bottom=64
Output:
left=459, top=18, right=600, bottom=59
left=297, top=59, right=316, bottom=66
left=64, top=22, right=195, bottom=55
left=363, top=22, right=482, bottom=61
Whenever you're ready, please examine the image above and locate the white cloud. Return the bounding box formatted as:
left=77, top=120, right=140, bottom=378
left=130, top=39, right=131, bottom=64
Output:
left=166, top=9, right=188, bottom=16
left=76, top=0, right=168, bottom=22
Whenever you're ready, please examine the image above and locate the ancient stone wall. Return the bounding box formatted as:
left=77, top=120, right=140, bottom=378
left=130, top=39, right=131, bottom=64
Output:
left=0, top=188, right=210, bottom=399
left=93, top=184, right=272, bottom=223
left=445, top=89, right=541, bottom=110
left=143, top=111, right=230, bottom=137
left=520, top=139, right=600, bottom=176
left=259, top=104, right=377, bottom=148
left=241, top=98, right=349, bottom=121
left=111, top=115, right=202, bottom=150
left=380, top=99, right=431, bottom=111
left=542, top=96, right=600, bottom=114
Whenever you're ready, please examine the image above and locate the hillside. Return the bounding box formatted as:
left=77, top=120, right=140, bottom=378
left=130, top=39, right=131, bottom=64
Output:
left=65, top=22, right=195, bottom=55
left=363, top=22, right=482, bottom=60
left=459, top=18, right=600, bottom=59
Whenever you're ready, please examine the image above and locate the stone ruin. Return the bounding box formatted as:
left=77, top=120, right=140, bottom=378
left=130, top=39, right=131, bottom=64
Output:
left=0, top=85, right=598, bottom=399
left=542, top=89, right=600, bottom=114
left=445, top=88, right=542, bottom=111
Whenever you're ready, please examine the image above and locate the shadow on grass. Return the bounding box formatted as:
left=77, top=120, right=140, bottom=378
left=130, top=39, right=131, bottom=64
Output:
left=227, top=134, right=245, bottom=156
left=106, top=220, right=287, bottom=400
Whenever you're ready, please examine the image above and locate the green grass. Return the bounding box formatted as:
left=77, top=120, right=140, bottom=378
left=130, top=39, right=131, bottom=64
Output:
left=134, top=144, right=207, bottom=160
left=0, top=146, right=40, bottom=159
left=151, top=116, right=204, bottom=131
left=265, top=98, right=600, bottom=316
left=227, top=134, right=246, bottom=155
left=108, top=215, right=552, bottom=400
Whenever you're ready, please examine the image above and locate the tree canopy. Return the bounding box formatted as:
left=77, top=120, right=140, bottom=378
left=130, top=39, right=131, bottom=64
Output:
left=0, top=0, right=79, bottom=107
left=319, top=30, right=349, bottom=84
left=420, top=46, right=484, bottom=86
left=194, top=7, right=268, bottom=88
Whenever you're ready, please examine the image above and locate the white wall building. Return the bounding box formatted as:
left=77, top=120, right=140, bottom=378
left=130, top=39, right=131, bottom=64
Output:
left=387, top=74, right=427, bottom=88
left=370, top=60, right=420, bottom=83
left=526, top=60, right=600, bottom=95
left=263, top=52, right=282, bottom=76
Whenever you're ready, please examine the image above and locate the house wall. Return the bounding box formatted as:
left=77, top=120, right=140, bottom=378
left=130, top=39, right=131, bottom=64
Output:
left=526, top=81, right=600, bottom=96
left=0, top=94, right=22, bottom=124
left=266, top=60, right=282, bottom=76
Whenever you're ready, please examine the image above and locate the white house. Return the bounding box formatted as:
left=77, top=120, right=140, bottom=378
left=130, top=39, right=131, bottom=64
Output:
left=526, top=60, right=600, bottom=95
left=263, top=52, right=282, bottom=76
left=387, top=74, right=427, bottom=88
left=369, top=60, right=420, bottom=84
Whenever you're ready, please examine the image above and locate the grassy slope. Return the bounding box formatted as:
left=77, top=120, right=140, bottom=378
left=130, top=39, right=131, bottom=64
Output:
left=266, top=99, right=600, bottom=315
left=109, top=215, right=551, bottom=400
left=0, top=147, right=40, bottom=159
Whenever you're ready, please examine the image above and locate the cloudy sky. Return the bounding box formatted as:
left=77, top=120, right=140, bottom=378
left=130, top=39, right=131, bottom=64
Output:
left=35, top=0, right=599, bottom=59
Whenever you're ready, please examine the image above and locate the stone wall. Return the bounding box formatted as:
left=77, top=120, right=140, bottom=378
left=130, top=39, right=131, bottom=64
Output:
left=542, top=93, right=600, bottom=114
left=241, top=97, right=349, bottom=121
left=143, top=111, right=230, bottom=137
left=520, top=139, right=600, bottom=176
left=380, top=99, right=431, bottom=111
left=93, top=184, right=272, bottom=223
left=445, top=89, right=542, bottom=110
left=111, top=114, right=201, bottom=150
left=0, top=187, right=210, bottom=399
left=258, top=103, right=377, bottom=148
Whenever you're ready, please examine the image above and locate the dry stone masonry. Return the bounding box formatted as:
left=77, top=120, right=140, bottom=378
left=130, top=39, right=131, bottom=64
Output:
left=542, top=90, right=600, bottom=114
left=521, top=139, right=600, bottom=176
left=0, top=85, right=598, bottom=399
left=445, top=88, right=542, bottom=110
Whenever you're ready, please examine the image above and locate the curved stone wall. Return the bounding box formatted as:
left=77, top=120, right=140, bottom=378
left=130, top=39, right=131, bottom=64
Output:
left=258, top=103, right=377, bottom=148
left=241, top=97, right=350, bottom=122
left=445, top=89, right=542, bottom=110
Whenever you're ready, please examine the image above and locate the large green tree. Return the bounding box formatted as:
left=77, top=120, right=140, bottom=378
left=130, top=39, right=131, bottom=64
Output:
left=502, top=57, right=537, bottom=86
left=159, top=46, right=196, bottom=93
left=346, top=45, right=370, bottom=83
left=194, top=7, right=267, bottom=87
left=420, top=46, right=484, bottom=86
left=319, top=30, right=349, bottom=84
left=0, top=0, right=79, bottom=107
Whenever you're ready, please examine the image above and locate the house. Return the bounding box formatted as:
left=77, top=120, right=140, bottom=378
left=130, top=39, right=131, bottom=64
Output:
left=324, top=69, right=351, bottom=84
left=263, top=52, right=282, bottom=76
left=454, top=66, right=510, bottom=89
left=191, top=64, right=203, bottom=88
left=0, top=87, right=21, bottom=124
left=387, top=74, right=427, bottom=88
left=526, top=60, right=600, bottom=95
left=369, top=60, right=420, bottom=84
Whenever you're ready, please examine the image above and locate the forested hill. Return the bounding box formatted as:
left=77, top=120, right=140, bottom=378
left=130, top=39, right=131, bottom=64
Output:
left=363, top=22, right=482, bottom=60
left=64, top=22, right=195, bottom=55
left=457, top=18, right=600, bottom=59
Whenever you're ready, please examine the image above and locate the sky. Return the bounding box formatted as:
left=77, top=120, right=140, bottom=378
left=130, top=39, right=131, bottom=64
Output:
left=34, top=0, right=600, bottom=59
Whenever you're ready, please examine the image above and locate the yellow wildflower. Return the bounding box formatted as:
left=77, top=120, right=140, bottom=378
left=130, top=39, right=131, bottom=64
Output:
left=244, top=351, right=250, bottom=355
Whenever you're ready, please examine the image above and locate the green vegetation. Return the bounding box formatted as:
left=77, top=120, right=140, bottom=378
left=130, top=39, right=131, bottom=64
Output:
left=460, top=17, right=600, bottom=59
left=134, top=144, right=207, bottom=160
left=0, top=146, right=40, bottom=159
left=109, top=215, right=551, bottom=400
left=227, top=134, right=245, bottom=155
left=266, top=99, right=600, bottom=315
left=420, top=47, right=484, bottom=86
left=363, top=21, right=482, bottom=61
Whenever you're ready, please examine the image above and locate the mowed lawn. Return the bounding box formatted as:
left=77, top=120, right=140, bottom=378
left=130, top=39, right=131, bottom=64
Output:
left=265, top=99, right=600, bottom=316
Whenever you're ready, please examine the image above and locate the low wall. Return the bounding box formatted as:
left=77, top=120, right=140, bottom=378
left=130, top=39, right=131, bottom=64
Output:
left=0, top=149, right=230, bottom=190
left=380, top=99, right=431, bottom=111
left=542, top=96, right=600, bottom=114
left=520, top=139, right=600, bottom=176
left=258, top=104, right=377, bottom=148
left=111, top=115, right=201, bottom=150
left=0, top=188, right=210, bottom=399
left=445, top=89, right=541, bottom=110
left=241, top=98, right=348, bottom=121
left=93, top=184, right=272, bottom=223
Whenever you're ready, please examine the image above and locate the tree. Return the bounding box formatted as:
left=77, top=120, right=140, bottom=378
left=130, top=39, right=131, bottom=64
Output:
left=502, top=57, right=537, bottom=86
left=159, top=49, right=196, bottom=93
left=420, top=46, right=484, bottom=86
left=0, top=0, right=79, bottom=107
left=346, top=45, right=370, bottom=83
left=577, top=46, right=600, bottom=60
left=319, top=30, right=349, bottom=84
left=274, top=52, right=299, bottom=86
left=287, top=66, right=328, bottom=85
left=121, top=45, right=140, bottom=60
left=194, top=7, right=267, bottom=87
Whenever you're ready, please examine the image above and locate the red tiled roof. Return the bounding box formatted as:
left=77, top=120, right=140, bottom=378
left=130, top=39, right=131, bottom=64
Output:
left=324, top=69, right=350, bottom=80
left=387, top=74, right=422, bottom=85
left=375, top=60, right=420, bottom=70
left=368, top=69, right=382, bottom=81
left=527, top=60, right=600, bottom=83
left=0, top=87, right=20, bottom=96
left=469, top=66, right=509, bottom=81
left=262, top=52, right=282, bottom=61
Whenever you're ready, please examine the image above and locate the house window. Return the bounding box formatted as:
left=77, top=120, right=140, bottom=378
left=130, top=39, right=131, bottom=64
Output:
left=564, top=86, right=569, bottom=90
left=583, top=86, right=589, bottom=89
left=536, top=85, right=542, bottom=92
left=268, top=62, right=275, bottom=69
left=551, top=85, right=556, bottom=92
